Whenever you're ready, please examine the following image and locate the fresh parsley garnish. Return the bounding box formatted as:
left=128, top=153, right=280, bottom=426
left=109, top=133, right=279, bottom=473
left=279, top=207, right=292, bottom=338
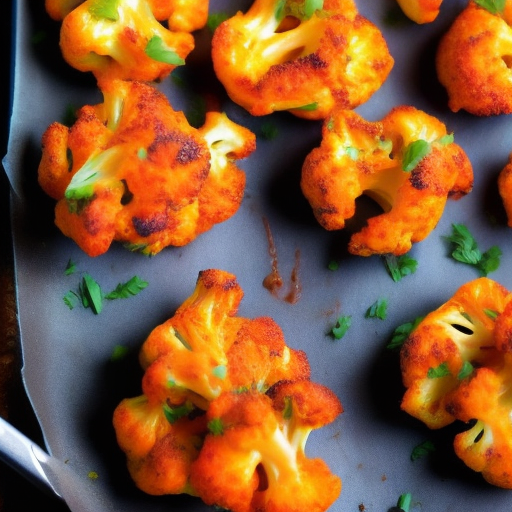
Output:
left=396, top=492, right=412, bottom=512
left=260, top=121, right=279, bottom=141
left=402, top=139, right=431, bottom=172
left=383, top=253, right=418, bottom=282
left=88, top=0, right=119, bottom=21
left=445, top=223, right=502, bottom=276
left=474, top=0, right=506, bottom=14
left=207, top=12, right=230, bottom=32
left=207, top=417, right=224, bottom=435
left=427, top=362, right=451, bottom=379
left=331, top=315, right=352, bottom=340
left=145, top=36, right=185, bottom=65
left=458, top=360, right=474, bottom=380
left=64, top=259, right=77, bottom=276
left=104, top=276, right=148, bottom=300
left=80, top=273, right=104, bottom=314
left=411, top=440, right=435, bottom=461
left=484, top=308, right=499, bottom=320
left=163, top=401, right=194, bottom=425
left=365, top=298, right=388, bottom=320
left=294, top=102, right=318, bottom=111
left=386, top=316, right=424, bottom=350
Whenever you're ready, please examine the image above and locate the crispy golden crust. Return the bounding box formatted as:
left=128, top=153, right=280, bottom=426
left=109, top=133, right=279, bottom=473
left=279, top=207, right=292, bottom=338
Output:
left=38, top=81, right=255, bottom=256
left=396, top=0, right=442, bottom=24
left=300, top=106, right=473, bottom=256
left=211, top=0, right=393, bottom=119
left=113, top=270, right=342, bottom=507
left=399, top=278, right=512, bottom=488
left=148, top=0, right=209, bottom=32
left=58, top=0, right=195, bottom=82
left=436, top=1, right=512, bottom=116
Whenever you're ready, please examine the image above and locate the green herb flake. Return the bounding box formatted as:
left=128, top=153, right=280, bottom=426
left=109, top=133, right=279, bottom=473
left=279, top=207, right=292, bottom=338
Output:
left=63, top=290, right=79, bottom=310
left=173, top=329, right=193, bottom=351
left=458, top=360, right=474, bottom=380
left=327, top=260, right=339, bottom=271
left=275, top=0, right=286, bottom=21
left=88, top=0, right=119, bottom=21
left=384, top=253, right=418, bottom=282
left=461, top=311, right=473, bottom=324
left=386, top=316, right=424, bottom=350
left=331, top=315, right=351, bottom=340
left=163, top=401, right=194, bottom=425
left=212, top=365, right=227, bottom=380
left=65, top=259, right=77, bottom=276
left=110, top=344, right=129, bottom=362
left=294, top=102, right=318, bottom=111
left=445, top=224, right=502, bottom=276
left=304, top=0, right=324, bottom=18
left=105, top=276, right=148, bottom=300
left=88, top=471, right=99, bottom=480
left=427, top=361, right=451, bottom=379
left=207, top=12, right=230, bottom=33
left=260, top=121, right=279, bottom=141
left=402, top=139, right=431, bottom=172
left=484, top=308, right=499, bottom=320
left=474, top=0, right=506, bottom=14
left=80, top=273, right=103, bottom=314
left=365, top=298, right=388, bottom=320
left=345, top=146, right=360, bottom=161
left=437, top=133, right=454, bottom=146
left=145, top=36, right=185, bottom=65
left=283, top=396, right=293, bottom=420
left=397, top=492, right=412, bottom=512
left=137, top=147, right=147, bottom=160
left=411, top=440, right=435, bottom=461
left=208, top=417, right=224, bottom=436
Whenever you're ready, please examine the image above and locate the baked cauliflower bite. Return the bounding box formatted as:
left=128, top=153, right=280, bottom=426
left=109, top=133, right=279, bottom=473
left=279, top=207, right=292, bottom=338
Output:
left=113, top=269, right=343, bottom=509
left=57, top=0, right=195, bottom=82
left=396, top=0, right=442, bottom=24
left=46, top=0, right=208, bottom=32
left=436, top=0, right=512, bottom=116
left=38, top=80, right=255, bottom=257
left=211, top=0, right=394, bottom=120
left=300, top=106, right=473, bottom=256
left=400, top=277, right=512, bottom=488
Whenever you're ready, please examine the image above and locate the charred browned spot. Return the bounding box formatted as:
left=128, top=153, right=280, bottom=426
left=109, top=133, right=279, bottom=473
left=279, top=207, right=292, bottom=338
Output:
left=148, top=129, right=204, bottom=165
left=409, top=165, right=429, bottom=190
left=132, top=212, right=168, bottom=237
left=83, top=215, right=102, bottom=236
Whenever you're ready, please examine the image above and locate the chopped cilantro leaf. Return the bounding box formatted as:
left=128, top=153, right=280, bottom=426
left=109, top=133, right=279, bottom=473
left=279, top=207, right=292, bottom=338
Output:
left=145, top=36, right=185, bottom=65
left=427, top=362, right=451, bottom=379
left=260, top=121, right=279, bottom=140
left=457, top=360, right=474, bottom=380
left=80, top=273, right=103, bottom=314
left=327, top=260, right=339, bottom=271
left=484, top=309, right=499, bottom=320
left=208, top=417, right=224, bottom=435
left=207, top=12, right=230, bottom=32
left=63, top=290, right=79, bottom=310
left=105, top=276, right=148, bottom=300
left=474, top=0, right=506, bottom=14
left=411, top=440, right=435, bottom=461
left=331, top=315, right=351, bottom=339
left=110, top=344, right=129, bottom=361
left=402, top=139, right=431, bottom=172
left=397, top=492, right=412, bottom=512
left=65, top=259, right=77, bottom=276
left=88, top=0, right=119, bottom=20
left=386, top=316, right=424, bottom=350
left=365, top=298, right=388, bottom=320
left=384, top=253, right=418, bottom=282
left=445, top=224, right=501, bottom=276
left=163, top=401, right=194, bottom=424
left=294, top=102, right=318, bottom=111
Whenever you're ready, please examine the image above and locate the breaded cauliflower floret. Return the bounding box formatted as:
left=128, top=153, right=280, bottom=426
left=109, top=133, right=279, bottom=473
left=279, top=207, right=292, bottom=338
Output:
left=399, top=277, right=512, bottom=487
left=436, top=0, right=512, bottom=116
left=211, top=0, right=394, bottom=120
left=58, top=0, right=195, bottom=82
left=396, top=0, right=442, bottom=24
left=38, top=80, right=255, bottom=257
left=300, top=106, right=473, bottom=256
left=498, top=153, right=512, bottom=228
left=113, top=270, right=342, bottom=509
left=189, top=382, right=342, bottom=512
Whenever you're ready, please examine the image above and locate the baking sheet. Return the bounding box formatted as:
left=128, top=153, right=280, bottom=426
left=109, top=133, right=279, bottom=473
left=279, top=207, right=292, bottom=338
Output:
left=5, top=0, right=512, bottom=510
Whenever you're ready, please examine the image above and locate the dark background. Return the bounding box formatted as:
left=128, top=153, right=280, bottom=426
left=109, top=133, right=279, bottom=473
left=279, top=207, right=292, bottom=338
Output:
left=0, top=2, right=71, bottom=510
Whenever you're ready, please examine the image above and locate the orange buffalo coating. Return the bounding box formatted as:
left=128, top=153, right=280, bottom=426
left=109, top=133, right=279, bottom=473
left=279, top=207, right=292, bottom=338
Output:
left=211, top=0, right=393, bottom=120
left=38, top=80, right=255, bottom=257
left=399, top=277, right=512, bottom=488
left=300, top=106, right=473, bottom=256
left=396, top=0, right=442, bottom=23
left=113, top=269, right=343, bottom=511
left=56, top=0, right=196, bottom=83
left=436, top=0, right=512, bottom=116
